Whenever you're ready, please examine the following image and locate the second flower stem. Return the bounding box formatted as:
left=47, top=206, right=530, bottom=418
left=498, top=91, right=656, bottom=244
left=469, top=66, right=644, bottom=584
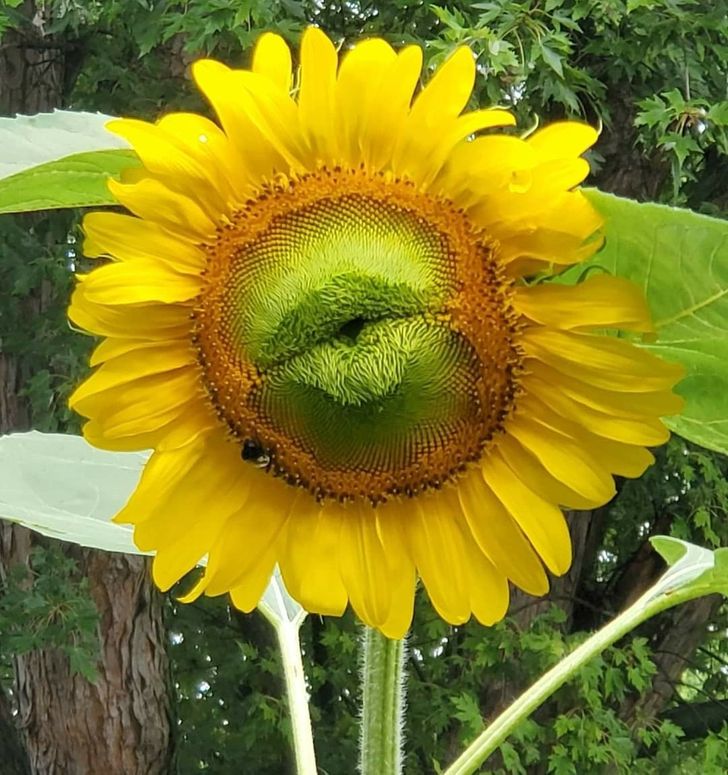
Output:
left=360, top=627, right=408, bottom=775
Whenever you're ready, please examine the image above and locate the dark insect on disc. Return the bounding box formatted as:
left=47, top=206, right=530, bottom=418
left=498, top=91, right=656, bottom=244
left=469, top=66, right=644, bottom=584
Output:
left=241, top=439, right=272, bottom=468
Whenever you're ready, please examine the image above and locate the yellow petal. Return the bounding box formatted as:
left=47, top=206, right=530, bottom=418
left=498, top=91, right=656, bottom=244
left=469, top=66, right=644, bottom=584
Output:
left=457, top=468, right=549, bottom=595
left=527, top=121, right=598, bottom=160
left=228, top=542, right=278, bottom=613
left=70, top=364, right=198, bottom=417
left=437, top=134, right=536, bottom=206
left=89, top=337, right=179, bottom=366
left=83, top=211, right=205, bottom=274
left=528, top=360, right=684, bottom=418
left=114, top=434, right=212, bottom=525
left=193, top=60, right=306, bottom=175
left=502, top=233, right=602, bottom=278
left=406, top=46, right=474, bottom=130
left=482, top=449, right=572, bottom=576
left=521, top=394, right=657, bottom=478
left=69, top=283, right=190, bottom=339
left=522, top=328, right=685, bottom=391
left=335, top=38, right=397, bottom=166
left=477, top=188, right=602, bottom=242
left=130, top=435, right=250, bottom=551
left=338, top=501, right=393, bottom=629
left=192, top=59, right=289, bottom=179
left=513, top=275, right=654, bottom=332
left=298, top=27, right=338, bottom=161
left=279, top=493, right=347, bottom=617
left=152, top=512, right=227, bottom=591
left=458, top=523, right=510, bottom=626
left=506, top=412, right=616, bottom=505
left=496, top=434, right=601, bottom=511
left=70, top=342, right=194, bottom=401
left=528, top=157, right=590, bottom=193
left=155, top=406, right=219, bottom=451
left=524, top=373, right=670, bottom=445
left=108, top=177, right=217, bottom=240
left=392, top=46, right=475, bottom=180
left=417, top=109, right=517, bottom=188
left=405, top=488, right=470, bottom=624
left=201, top=474, right=294, bottom=596
left=157, top=112, right=252, bottom=202
left=78, top=261, right=201, bottom=305
left=374, top=500, right=417, bottom=637
left=107, top=117, right=229, bottom=212
left=252, top=32, right=292, bottom=92
left=362, top=46, right=423, bottom=171
left=94, top=402, right=192, bottom=441
left=82, top=405, right=216, bottom=453
left=481, top=191, right=604, bottom=275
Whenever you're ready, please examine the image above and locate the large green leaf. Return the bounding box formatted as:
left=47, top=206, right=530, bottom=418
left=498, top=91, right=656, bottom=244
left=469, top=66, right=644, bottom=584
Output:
left=583, top=190, right=728, bottom=455
left=0, top=432, right=303, bottom=627
left=0, top=110, right=138, bottom=213
left=0, top=110, right=128, bottom=180
left=0, top=431, right=146, bottom=554
left=0, top=149, right=138, bottom=214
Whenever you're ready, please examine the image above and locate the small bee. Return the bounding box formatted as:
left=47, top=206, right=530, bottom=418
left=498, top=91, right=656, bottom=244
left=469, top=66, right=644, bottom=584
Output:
left=241, top=439, right=272, bottom=470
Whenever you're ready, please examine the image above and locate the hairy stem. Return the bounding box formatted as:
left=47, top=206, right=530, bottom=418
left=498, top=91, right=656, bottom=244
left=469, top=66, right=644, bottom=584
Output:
left=359, top=627, right=408, bottom=775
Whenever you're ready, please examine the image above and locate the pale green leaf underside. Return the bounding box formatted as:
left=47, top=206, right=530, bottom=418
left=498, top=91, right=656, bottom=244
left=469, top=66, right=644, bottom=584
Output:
left=648, top=536, right=728, bottom=601
left=0, top=431, right=146, bottom=554
left=0, top=149, right=139, bottom=214
left=583, top=190, right=728, bottom=455
left=0, top=432, right=303, bottom=628
left=0, top=110, right=128, bottom=181
left=0, top=110, right=137, bottom=214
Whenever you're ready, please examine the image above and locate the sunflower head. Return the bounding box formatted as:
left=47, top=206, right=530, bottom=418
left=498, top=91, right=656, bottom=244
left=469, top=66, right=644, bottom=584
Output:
left=69, top=29, right=683, bottom=637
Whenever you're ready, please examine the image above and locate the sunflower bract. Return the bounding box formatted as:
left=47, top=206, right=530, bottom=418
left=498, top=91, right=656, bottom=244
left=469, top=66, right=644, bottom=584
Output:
left=68, top=29, right=683, bottom=638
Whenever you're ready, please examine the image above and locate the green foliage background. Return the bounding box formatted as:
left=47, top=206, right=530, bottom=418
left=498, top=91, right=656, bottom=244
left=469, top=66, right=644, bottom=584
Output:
left=0, top=1, right=727, bottom=773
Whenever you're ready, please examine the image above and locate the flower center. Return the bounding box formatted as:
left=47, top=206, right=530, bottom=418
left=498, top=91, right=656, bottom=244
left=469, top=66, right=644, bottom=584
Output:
left=193, top=168, right=522, bottom=502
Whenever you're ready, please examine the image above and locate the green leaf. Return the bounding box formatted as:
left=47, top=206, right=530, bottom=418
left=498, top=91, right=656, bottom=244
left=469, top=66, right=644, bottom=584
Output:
left=0, top=149, right=139, bottom=214
left=0, top=110, right=128, bottom=181
left=650, top=535, right=690, bottom=566
left=0, top=110, right=137, bottom=213
left=0, top=431, right=146, bottom=554
left=707, top=101, right=728, bottom=125
left=582, top=190, right=728, bottom=455
left=539, top=43, right=564, bottom=77
left=648, top=536, right=728, bottom=602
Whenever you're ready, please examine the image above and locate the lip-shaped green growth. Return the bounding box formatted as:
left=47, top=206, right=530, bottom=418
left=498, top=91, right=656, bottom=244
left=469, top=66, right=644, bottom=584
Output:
left=251, top=317, right=483, bottom=474
left=220, top=192, right=456, bottom=368
left=255, top=272, right=433, bottom=369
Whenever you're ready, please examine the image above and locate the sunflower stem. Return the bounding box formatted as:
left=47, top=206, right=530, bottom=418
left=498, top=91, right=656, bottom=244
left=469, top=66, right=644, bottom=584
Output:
left=359, top=627, right=408, bottom=775
left=276, top=619, right=318, bottom=775
left=443, top=575, right=714, bottom=775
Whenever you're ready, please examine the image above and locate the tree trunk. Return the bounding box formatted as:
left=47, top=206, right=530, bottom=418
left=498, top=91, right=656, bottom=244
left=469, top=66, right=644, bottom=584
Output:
left=594, top=86, right=670, bottom=202
left=7, top=544, right=174, bottom=775
left=0, top=5, right=175, bottom=772
left=0, top=680, right=30, bottom=775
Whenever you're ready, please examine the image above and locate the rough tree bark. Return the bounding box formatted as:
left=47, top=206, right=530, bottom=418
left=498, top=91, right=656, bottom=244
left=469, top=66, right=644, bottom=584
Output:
left=0, top=4, right=175, bottom=772
left=0, top=681, right=30, bottom=775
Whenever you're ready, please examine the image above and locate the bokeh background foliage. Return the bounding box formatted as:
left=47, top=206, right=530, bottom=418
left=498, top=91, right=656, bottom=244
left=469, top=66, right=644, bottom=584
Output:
left=0, top=1, right=727, bottom=773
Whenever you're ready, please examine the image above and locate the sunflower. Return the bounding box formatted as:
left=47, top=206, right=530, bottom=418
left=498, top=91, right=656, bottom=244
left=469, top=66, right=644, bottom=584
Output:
left=69, top=29, right=683, bottom=638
